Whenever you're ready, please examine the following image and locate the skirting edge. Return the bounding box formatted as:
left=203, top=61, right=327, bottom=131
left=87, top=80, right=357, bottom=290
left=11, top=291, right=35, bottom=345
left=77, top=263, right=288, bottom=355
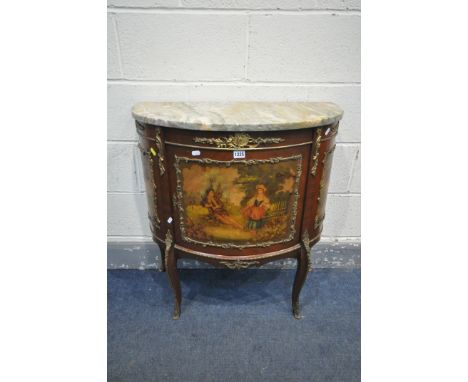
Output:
left=107, top=240, right=360, bottom=269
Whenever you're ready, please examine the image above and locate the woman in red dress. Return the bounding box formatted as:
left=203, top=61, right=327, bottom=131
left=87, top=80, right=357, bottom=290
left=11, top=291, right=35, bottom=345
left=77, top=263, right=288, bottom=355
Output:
left=243, top=184, right=271, bottom=230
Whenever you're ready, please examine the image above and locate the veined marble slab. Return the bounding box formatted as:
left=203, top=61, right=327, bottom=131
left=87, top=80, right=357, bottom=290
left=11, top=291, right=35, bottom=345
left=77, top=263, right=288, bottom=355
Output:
left=132, top=102, right=343, bottom=131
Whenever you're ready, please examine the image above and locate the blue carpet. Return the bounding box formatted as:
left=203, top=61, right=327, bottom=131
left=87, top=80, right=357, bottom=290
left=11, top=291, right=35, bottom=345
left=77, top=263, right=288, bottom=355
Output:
left=108, top=269, right=360, bottom=382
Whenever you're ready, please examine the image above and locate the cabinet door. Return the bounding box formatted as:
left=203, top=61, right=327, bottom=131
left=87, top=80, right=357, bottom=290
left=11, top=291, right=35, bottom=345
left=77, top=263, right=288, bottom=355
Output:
left=165, top=129, right=310, bottom=256
left=173, top=154, right=302, bottom=248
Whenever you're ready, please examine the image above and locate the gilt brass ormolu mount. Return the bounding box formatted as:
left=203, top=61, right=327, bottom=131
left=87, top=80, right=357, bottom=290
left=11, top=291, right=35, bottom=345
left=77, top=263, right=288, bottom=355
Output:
left=132, top=101, right=342, bottom=319
left=194, top=132, right=285, bottom=149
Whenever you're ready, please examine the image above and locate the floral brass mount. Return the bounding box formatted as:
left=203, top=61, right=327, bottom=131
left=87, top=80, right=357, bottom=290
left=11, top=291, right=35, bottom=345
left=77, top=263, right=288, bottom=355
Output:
left=310, top=128, right=322, bottom=176
left=154, top=128, right=166, bottom=176
left=315, top=177, right=327, bottom=228
left=194, top=133, right=285, bottom=149
left=314, top=143, right=335, bottom=229
left=219, top=259, right=260, bottom=270
left=301, top=230, right=313, bottom=272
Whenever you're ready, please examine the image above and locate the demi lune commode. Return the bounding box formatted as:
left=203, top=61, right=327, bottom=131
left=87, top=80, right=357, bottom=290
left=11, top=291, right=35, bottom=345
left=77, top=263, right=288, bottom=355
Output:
left=132, top=101, right=343, bottom=319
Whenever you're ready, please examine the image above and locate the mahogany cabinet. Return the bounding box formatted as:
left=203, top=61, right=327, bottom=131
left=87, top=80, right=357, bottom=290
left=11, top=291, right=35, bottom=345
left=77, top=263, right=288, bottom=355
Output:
left=132, top=102, right=343, bottom=319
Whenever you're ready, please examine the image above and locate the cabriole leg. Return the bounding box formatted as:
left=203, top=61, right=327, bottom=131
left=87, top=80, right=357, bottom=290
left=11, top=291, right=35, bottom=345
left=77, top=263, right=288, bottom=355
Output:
left=292, top=247, right=309, bottom=319
left=164, top=230, right=181, bottom=319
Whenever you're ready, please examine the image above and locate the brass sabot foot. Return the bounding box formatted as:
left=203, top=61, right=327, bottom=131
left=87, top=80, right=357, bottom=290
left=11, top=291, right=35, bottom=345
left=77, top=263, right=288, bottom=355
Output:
left=172, top=305, right=180, bottom=320
left=293, top=301, right=302, bottom=319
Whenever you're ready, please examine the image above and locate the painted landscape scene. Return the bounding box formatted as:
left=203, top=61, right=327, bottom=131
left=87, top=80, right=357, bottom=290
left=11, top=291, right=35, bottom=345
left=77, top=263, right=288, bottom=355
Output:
left=177, top=157, right=301, bottom=246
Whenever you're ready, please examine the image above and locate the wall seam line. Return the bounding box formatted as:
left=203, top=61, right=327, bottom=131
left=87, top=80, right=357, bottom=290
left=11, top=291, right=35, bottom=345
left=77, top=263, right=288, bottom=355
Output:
left=244, top=14, right=251, bottom=81
left=111, top=13, right=124, bottom=78
left=107, top=8, right=361, bottom=15
left=346, top=144, right=360, bottom=192
left=107, top=79, right=361, bottom=86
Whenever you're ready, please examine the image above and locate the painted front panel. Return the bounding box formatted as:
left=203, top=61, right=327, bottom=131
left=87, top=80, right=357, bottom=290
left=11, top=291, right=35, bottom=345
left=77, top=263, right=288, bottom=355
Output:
left=174, top=155, right=303, bottom=248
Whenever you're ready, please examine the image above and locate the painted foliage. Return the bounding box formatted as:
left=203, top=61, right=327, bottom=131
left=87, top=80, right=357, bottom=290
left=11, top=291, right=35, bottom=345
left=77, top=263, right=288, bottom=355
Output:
left=175, top=155, right=302, bottom=248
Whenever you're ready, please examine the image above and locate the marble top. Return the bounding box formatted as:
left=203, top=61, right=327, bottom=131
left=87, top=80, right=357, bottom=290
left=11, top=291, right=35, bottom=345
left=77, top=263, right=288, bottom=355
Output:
left=132, top=102, right=343, bottom=131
